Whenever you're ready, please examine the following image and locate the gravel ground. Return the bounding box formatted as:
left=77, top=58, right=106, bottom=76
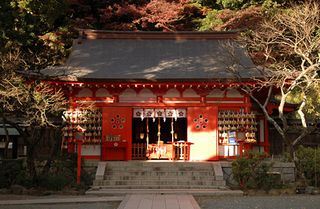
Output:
left=197, top=195, right=320, bottom=209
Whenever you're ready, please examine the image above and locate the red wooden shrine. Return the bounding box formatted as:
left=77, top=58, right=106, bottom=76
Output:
left=46, top=30, right=271, bottom=166
left=58, top=81, right=270, bottom=161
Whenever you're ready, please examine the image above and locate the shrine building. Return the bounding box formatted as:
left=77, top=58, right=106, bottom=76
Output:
left=44, top=30, right=270, bottom=162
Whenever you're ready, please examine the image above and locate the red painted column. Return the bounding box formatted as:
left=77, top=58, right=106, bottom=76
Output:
left=76, top=141, right=82, bottom=184
left=264, top=118, right=270, bottom=153
left=239, top=141, right=244, bottom=157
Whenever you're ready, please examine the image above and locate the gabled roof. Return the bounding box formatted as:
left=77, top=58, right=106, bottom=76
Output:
left=44, top=30, right=263, bottom=82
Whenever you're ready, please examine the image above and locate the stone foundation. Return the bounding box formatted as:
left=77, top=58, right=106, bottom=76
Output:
left=220, top=161, right=296, bottom=186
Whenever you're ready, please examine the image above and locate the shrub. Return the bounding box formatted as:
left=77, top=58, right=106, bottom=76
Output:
left=15, top=170, right=34, bottom=188
left=0, top=154, right=91, bottom=191
left=0, top=159, right=25, bottom=188
left=296, top=146, right=320, bottom=187
left=192, top=0, right=219, bottom=8
left=196, top=9, right=224, bottom=31
left=216, top=0, right=289, bottom=10
left=232, top=152, right=276, bottom=191
left=254, top=162, right=281, bottom=191
left=37, top=174, right=70, bottom=191
left=217, top=0, right=247, bottom=10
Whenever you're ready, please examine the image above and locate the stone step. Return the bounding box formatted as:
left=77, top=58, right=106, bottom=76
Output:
left=104, top=162, right=214, bottom=169
left=104, top=161, right=214, bottom=166
left=93, top=179, right=225, bottom=187
left=105, top=166, right=214, bottom=172
left=90, top=184, right=226, bottom=190
left=104, top=169, right=214, bottom=173
left=86, top=188, right=243, bottom=196
left=92, top=161, right=226, bottom=191
left=104, top=170, right=215, bottom=177
left=103, top=175, right=215, bottom=181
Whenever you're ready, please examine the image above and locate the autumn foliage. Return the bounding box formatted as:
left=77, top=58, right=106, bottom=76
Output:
left=67, top=0, right=306, bottom=32
left=69, top=0, right=201, bottom=31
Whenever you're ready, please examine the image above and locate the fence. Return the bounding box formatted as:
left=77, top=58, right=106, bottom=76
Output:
left=132, top=143, right=147, bottom=160
left=132, top=142, right=192, bottom=160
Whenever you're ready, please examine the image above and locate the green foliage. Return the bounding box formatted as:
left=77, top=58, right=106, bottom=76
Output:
left=36, top=153, right=93, bottom=190
left=1, top=0, right=68, bottom=48
left=262, top=0, right=281, bottom=9
left=215, top=0, right=291, bottom=10
left=254, top=163, right=282, bottom=191
left=15, top=170, right=34, bottom=188
left=296, top=146, right=320, bottom=187
left=278, top=83, right=320, bottom=120
left=37, top=174, right=70, bottom=191
left=196, top=9, right=224, bottom=31
left=217, top=0, right=247, bottom=9
left=79, top=169, right=94, bottom=189
left=0, top=154, right=95, bottom=191
left=232, top=152, right=278, bottom=191
left=232, top=153, right=261, bottom=189
left=191, top=0, right=219, bottom=8
left=0, top=0, right=72, bottom=73
left=34, top=154, right=77, bottom=190
left=0, top=159, right=24, bottom=188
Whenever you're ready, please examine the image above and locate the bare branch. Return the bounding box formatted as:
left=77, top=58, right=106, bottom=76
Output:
left=224, top=1, right=320, bottom=157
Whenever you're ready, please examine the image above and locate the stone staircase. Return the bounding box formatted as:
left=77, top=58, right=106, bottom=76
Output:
left=91, top=161, right=226, bottom=190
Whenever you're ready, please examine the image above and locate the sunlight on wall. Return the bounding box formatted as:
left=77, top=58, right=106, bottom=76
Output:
left=187, top=106, right=218, bottom=161
left=188, top=131, right=217, bottom=161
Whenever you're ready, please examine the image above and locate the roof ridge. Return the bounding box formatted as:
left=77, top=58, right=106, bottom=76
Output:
left=77, top=29, right=238, bottom=40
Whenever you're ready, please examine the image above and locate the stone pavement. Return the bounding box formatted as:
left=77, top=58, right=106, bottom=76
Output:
left=0, top=189, right=243, bottom=208
left=117, top=194, right=201, bottom=209
left=0, top=195, right=123, bottom=205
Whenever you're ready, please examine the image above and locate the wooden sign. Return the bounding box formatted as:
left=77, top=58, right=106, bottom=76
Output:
left=105, top=134, right=121, bottom=142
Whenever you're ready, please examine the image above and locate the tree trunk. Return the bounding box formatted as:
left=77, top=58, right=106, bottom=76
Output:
left=26, top=144, right=37, bottom=180
left=42, top=128, right=61, bottom=175
left=25, top=127, right=43, bottom=180
left=1, top=111, right=10, bottom=159
left=287, top=142, right=295, bottom=161
left=278, top=133, right=293, bottom=160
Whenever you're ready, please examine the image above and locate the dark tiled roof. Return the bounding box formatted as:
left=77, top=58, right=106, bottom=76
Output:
left=44, top=30, right=263, bottom=81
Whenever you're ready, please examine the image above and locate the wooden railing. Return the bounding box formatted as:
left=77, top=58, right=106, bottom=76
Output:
left=132, top=143, right=147, bottom=160
left=172, top=141, right=193, bottom=161
left=132, top=142, right=193, bottom=161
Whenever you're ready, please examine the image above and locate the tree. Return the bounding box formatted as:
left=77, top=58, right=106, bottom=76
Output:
left=137, top=0, right=189, bottom=31
left=0, top=53, right=66, bottom=176
left=230, top=1, right=320, bottom=159
left=0, top=0, right=70, bottom=179
left=70, top=0, right=198, bottom=31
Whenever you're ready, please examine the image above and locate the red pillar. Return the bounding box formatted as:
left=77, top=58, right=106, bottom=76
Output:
left=264, top=118, right=270, bottom=153
left=77, top=141, right=82, bottom=184
left=239, top=141, right=244, bottom=157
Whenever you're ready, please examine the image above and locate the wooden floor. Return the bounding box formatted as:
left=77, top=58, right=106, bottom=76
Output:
left=117, top=194, right=201, bottom=209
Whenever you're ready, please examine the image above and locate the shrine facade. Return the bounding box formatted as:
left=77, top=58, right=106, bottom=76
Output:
left=46, top=30, right=270, bottom=161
